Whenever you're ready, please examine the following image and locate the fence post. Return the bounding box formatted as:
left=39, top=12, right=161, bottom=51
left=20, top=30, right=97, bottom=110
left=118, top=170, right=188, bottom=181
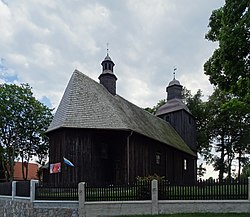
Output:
left=248, top=177, right=250, bottom=201
left=151, top=179, right=158, bottom=215
left=12, top=181, right=16, bottom=200
left=30, top=179, right=39, bottom=202
left=78, top=182, right=86, bottom=217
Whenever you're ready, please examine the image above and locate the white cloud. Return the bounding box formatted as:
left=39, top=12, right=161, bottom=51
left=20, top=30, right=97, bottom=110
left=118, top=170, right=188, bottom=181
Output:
left=0, top=1, right=12, bottom=43
left=0, top=0, right=224, bottom=109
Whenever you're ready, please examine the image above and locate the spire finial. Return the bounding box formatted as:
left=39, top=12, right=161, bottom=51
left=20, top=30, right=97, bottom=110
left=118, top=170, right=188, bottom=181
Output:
left=173, top=67, right=177, bottom=80
left=106, top=42, right=109, bottom=55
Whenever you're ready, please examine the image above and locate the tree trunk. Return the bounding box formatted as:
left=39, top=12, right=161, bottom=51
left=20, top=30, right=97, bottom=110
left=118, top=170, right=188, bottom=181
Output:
left=228, top=158, right=232, bottom=179
left=1, top=157, right=9, bottom=181
left=9, top=149, right=15, bottom=181
left=25, top=157, right=30, bottom=180
left=21, top=156, right=29, bottom=181
left=21, top=156, right=25, bottom=180
left=219, top=136, right=225, bottom=182
left=238, top=152, right=242, bottom=179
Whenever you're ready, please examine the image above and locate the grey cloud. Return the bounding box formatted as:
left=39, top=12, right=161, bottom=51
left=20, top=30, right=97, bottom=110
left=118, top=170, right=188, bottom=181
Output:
left=0, top=0, right=223, bottom=108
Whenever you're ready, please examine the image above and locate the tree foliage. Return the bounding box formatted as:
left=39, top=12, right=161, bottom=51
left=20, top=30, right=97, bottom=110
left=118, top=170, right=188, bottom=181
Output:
left=0, top=83, right=53, bottom=181
left=206, top=88, right=250, bottom=180
left=183, top=89, right=210, bottom=157
left=204, top=0, right=250, bottom=100
left=204, top=0, right=250, bottom=180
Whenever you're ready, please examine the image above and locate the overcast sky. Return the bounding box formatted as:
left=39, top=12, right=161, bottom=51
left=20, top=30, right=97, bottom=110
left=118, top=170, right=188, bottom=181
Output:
left=0, top=0, right=224, bottom=109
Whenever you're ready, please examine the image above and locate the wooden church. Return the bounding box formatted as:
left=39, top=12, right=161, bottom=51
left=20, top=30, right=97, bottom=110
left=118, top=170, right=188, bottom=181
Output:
left=46, top=53, right=197, bottom=186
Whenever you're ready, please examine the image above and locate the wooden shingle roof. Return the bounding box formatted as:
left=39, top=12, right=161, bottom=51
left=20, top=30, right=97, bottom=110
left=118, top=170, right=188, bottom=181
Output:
left=47, top=70, right=195, bottom=156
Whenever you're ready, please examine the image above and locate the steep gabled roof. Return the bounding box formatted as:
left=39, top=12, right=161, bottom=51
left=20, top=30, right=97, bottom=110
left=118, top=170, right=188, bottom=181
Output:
left=48, top=70, right=126, bottom=130
left=47, top=70, right=195, bottom=156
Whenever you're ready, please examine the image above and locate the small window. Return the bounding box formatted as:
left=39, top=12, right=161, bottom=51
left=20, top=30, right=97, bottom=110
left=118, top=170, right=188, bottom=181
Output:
left=184, top=159, right=187, bottom=170
left=156, top=153, right=161, bottom=165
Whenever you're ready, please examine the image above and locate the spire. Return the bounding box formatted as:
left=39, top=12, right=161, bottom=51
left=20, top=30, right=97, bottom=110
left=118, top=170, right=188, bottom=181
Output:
left=101, top=44, right=115, bottom=72
left=98, top=48, right=117, bottom=95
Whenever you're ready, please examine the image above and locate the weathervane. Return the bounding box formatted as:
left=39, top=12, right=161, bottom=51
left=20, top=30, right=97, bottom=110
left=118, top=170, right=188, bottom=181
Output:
left=173, top=67, right=177, bottom=80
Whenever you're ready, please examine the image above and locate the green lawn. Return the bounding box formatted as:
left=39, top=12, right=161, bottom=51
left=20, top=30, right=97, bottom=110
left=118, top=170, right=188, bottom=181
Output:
left=120, top=214, right=249, bottom=217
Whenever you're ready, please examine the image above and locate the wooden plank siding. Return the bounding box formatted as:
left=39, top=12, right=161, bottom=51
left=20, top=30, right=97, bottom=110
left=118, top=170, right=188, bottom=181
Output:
left=48, top=128, right=129, bottom=186
left=158, top=110, right=197, bottom=152
left=47, top=128, right=196, bottom=187
left=128, top=133, right=196, bottom=185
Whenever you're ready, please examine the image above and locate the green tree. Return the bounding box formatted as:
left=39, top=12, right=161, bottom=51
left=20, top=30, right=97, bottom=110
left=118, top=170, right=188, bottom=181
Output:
left=204, top=0, right=250, bottom=100
left=0, top=84, right=22, bottom=181
left=0, top=83, right=53, bottom=181
left=205, top=1, right=250, bottom=180
left=222, top=98, right=250, bottom=178
left=184, top=89, right=210, bottom=158
left=206, top=88, right=250, bottom=180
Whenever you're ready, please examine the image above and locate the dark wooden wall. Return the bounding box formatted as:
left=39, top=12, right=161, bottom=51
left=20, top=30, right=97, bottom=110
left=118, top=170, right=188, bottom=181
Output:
left=128, top=133, right=196, bottom=185
left=48, top=128, right=128, bottom=186
left=158, top=110, right=197, bottom=152
left=48, top=128, right=196, bottom=186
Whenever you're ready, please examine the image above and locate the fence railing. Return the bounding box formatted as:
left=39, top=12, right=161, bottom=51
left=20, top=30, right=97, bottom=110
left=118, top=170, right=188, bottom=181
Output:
left=35, top=183, right=78, bottom=200
left=159, top=178, right=248, bottom=200
left=0, top=178, right=249, bottom=201
left=85, top=181, right=151, bottom=201
left=16, top=181, right=30, bottom=197
left=0, top=182, right=12, bottom=196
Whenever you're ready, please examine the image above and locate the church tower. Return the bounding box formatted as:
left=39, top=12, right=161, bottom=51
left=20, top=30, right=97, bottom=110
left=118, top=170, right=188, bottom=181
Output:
left=155, top=77, right=197, bottom=152
left=98, top=52, right=117, bottom=95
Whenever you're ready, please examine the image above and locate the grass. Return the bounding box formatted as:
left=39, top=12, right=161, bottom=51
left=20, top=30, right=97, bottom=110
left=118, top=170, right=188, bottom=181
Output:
left=119, top=214, right=250, bottom=217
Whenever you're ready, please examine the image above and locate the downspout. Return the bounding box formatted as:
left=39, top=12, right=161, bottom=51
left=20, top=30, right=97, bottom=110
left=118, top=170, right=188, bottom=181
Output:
left=127, top=131, right=133, bottom=184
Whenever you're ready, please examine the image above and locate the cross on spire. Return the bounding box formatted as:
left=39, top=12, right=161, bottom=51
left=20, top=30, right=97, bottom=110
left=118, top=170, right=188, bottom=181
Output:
left=173, top=67, right=177, bottom=80
left=106, top=42, right=109, bottom=55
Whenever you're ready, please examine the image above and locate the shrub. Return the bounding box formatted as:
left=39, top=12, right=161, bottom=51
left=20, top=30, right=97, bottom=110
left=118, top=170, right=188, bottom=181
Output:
left=135, top=174, right=168, bottom=200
